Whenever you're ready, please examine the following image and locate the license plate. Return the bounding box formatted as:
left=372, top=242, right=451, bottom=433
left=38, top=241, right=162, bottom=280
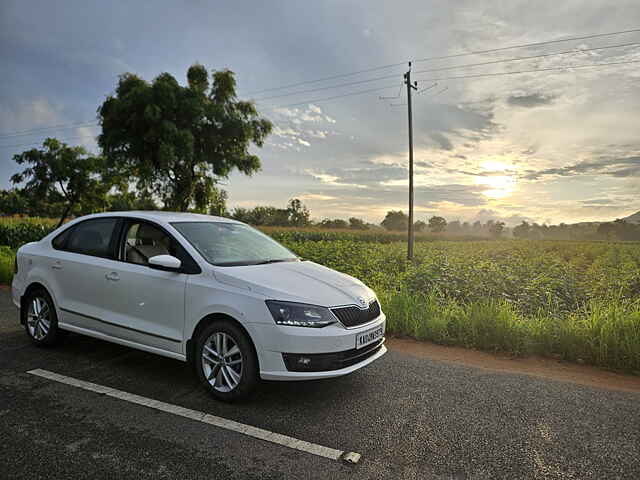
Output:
left=356, top=322, right=385, bottom=349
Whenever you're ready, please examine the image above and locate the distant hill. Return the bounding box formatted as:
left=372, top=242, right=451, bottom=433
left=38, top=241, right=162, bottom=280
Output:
left=622, top=211, right=640, bottom=224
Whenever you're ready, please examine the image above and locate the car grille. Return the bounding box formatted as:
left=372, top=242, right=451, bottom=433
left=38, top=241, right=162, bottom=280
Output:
left=331, top=300, right=381, bottom=327
left=282, top=338, right=385, bottom=372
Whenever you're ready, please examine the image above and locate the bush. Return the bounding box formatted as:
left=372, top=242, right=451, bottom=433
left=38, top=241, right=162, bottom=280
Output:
left=0, top=216, right=56, bottom=249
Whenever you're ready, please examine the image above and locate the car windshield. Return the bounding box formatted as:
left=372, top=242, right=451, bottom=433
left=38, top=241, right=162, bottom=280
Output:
left=171, top=221, right=298, bottom=267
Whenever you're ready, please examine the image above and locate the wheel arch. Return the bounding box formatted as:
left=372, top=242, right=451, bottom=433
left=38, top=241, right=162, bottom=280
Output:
left=186, top=313, right=259, bottom=368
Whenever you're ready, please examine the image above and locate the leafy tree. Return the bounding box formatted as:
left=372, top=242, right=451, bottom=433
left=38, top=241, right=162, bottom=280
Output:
left=414, top=220, right=427, bottom=232
left=512, top=221, right=531, bottom=239
left=381, top=210, right=408, bottom=231
left=98, top=64, right=272, bottom=211
left=319, top=218, right=349, bottom=229
left=0, top=188, right=29, bottom=215
left=287, top=198, right=310, bottom=227
left=106, top=188, right=159, bottom=212
left=348, top=217, right=368, bottom=230
left=428, top=216, right=447, bottom=233
left=11, top=138, right=110, bottom=227
left=448, top=220, right=462, bottom=233
left=206, top=187, right=228, bottom=217
left=489, top=221, right=506, bottom=238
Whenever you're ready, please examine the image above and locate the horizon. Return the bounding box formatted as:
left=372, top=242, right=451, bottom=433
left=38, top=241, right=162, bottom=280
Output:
left=1, top=1, right=639, bottom=225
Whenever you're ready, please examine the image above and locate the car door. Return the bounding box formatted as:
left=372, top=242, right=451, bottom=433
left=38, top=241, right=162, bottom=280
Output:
left=50, top=217, right=122, bottom=331
left=105, top=219, right=189, bottom=354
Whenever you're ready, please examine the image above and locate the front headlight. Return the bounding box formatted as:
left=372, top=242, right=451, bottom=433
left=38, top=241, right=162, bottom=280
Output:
left=265, top=300, right=336, bottom=328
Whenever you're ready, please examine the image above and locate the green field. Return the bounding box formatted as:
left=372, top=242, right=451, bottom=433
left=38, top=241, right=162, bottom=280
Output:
left=1, top=217, right=639, bottom=372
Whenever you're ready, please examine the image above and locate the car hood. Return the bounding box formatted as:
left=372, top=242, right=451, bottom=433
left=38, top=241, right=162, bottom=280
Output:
left=212, top=260, right=376, bottom=307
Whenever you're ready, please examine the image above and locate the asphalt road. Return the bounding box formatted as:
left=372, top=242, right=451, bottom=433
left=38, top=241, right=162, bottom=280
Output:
left=1, top=288, right=639, bottom=479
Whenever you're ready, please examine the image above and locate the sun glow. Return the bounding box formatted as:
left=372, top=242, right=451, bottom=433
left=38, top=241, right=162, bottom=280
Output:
left=475, top=175, right=516, bottom=198
left=473, top=159, right=517, bottom=199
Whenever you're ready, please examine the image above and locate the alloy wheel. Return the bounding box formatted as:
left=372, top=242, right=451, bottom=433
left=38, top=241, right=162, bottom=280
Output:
left=201, top=332, right=243, bottom=392
left=27, top=296, right=51, bottom=341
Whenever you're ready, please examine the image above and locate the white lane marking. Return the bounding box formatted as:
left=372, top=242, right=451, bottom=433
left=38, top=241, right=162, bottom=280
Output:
left=27, top=368, right=361, bottom=463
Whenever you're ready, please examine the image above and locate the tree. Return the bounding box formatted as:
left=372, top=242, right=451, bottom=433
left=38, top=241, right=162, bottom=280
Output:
left=512, top=221, right=531, bottom=239
left=287, top=198, right=310, bottom=227
left=11, top=138, right=110, bottom=227
left=381, top=210, right=408, bottom=231
left=207, top=188, right=228, bottom=217
left=348, top=217, right=368, bottom=230
left=98, top=64, right=272, bottom=211
left=414, top=220, right=427, bottom=232
left=0, top=188, right=29, bottom=215
left=489, top=221, right=506, bottom=238
left=319, top=218, right=348, bottom=229
left=106, top=184, right=159, bottom=212
left=448, top=220, right=462, bottom=233
left=428, top=216, right=447, bottom=233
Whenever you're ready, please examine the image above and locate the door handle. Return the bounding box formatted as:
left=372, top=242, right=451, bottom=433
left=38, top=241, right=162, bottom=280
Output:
left=105, top=272, right=120, bottom=282
left=51, top=261, right=63, bottom=270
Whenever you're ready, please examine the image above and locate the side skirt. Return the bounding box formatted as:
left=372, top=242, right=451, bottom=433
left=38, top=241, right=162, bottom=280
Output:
left=58, top=322, right=187, bottom=362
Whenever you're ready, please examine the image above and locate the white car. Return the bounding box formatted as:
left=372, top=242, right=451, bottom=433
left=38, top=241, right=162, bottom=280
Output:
left=12, top=211, right=386, bottom=401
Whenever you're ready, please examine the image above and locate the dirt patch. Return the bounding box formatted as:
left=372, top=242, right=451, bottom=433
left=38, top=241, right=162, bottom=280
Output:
left=387, top=336, right=640, bottom=394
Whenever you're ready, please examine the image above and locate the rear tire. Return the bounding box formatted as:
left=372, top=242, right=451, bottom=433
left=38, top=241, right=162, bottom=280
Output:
left=194, top=320, right=258, bottom=402
left=23, top=288, right=60, bottom=347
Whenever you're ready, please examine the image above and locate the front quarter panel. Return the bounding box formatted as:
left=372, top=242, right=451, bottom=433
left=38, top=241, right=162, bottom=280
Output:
left=184, top=270, right=273, bottom=342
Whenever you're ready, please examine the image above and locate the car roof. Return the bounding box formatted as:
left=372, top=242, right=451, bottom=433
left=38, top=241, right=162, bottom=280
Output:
left=76, top=211, right=241, bottom=225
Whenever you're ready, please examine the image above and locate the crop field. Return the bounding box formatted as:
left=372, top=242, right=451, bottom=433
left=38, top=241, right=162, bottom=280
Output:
left=1, top=216, right=639, bottom=372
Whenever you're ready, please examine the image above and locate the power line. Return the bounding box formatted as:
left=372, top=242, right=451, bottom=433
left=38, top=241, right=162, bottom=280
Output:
left=413, top=27, right=640, bottom=62
left=269, top=58, right=640, bottom=109
left=253, top=41, right=639, bottom=103
left=268, top=84, right=401, bottom=109
left=0, top=121, right=98, bottom=139
left=0, top=134, right=98, bottom=150
left=412, top=41, right=640, bottom=76
left=414, top=58, right=640, bottom=83
left=244, top=27, right=640, bottom=96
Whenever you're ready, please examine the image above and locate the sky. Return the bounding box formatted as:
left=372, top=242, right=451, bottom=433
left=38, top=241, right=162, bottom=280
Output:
left=1, top=0, right=639, bottom=225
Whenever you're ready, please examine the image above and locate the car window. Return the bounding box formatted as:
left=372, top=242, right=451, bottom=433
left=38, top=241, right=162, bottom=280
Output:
left=52, top=226, right=73, bottom=250
left=65, top=218, right=118, bottom=258
left=123, top=221, right=180, bottom=266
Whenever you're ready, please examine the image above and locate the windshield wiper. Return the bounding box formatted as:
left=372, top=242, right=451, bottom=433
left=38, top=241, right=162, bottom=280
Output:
left=252, top=258, right=298, bottom=265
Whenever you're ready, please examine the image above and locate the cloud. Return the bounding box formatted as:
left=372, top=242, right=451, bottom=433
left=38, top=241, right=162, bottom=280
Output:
left=298, top=193, right=337, bottom=201
left=522, top=156, right=640, bottom=180
left=297, top=138, right=311, bottom=147
left=429, top=132, right=453, bottom=150
left=507, top=93, right=555, bottom=108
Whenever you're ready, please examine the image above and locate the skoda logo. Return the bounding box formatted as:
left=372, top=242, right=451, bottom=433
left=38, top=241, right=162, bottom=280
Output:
left=357, top=296, right=367, bottom=307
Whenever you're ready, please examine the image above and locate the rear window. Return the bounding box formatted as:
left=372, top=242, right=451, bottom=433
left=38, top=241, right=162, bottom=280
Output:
left=52, top=227, right=73, bottom=250
left=64, top=218, right=118, bottom=258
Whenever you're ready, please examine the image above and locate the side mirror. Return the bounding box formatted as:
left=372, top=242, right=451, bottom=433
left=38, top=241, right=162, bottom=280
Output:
left=148, top=254, right=182, bottom=272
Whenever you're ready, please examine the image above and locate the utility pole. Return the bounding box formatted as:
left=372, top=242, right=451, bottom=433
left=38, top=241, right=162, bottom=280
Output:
left=404, top=63, right=418, bottom=260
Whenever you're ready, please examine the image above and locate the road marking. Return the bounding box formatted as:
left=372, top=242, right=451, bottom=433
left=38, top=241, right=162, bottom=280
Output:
left=27, top=368, right=361, bottom=464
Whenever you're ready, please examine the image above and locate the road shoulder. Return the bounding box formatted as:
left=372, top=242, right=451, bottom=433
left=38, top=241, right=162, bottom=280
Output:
left=387, top=336, right=640, bottom=394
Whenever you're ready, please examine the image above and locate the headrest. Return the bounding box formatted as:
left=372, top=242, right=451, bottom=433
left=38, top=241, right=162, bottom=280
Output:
left=137, top=224, right=165, bottom=243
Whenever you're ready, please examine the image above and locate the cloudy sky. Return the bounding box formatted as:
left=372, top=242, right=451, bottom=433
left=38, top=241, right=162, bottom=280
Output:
left=1, top=0, right=639, bottom=225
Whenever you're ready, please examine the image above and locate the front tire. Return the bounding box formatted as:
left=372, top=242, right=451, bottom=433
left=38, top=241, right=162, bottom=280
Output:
left=24, top=288, right=60, bottom=347
left=195, top=321, right=258, bottom=402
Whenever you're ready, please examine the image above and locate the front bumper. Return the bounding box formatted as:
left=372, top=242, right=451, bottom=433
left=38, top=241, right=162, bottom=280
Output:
left=251, top=312, right=387, bottom=381
left=260, top=344, right=387, bottom=381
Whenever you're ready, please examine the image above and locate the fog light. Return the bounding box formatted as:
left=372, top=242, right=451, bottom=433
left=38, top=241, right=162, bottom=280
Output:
left=297, top=357, right=311, bottom=366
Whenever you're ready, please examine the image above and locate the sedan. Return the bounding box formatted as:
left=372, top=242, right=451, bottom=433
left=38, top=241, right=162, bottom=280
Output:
left=12, top=211, right=386, bottom=401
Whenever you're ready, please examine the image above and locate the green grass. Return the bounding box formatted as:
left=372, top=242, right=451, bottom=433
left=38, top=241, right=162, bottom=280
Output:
left=0, top=246, right=15, bottom=285
left=380, top=289, right=640, bottom=372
